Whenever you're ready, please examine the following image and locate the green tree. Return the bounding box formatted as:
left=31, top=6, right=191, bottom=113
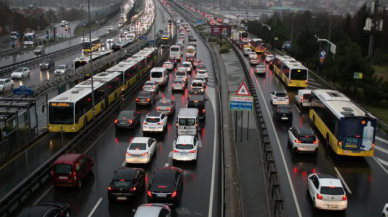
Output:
left=294, top=26, right=318, bottom=66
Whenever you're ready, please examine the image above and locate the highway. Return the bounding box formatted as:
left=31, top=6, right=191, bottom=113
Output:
left=0, top=0, right=152, bottom=199
left=0, top=4, right=129, bottom=67
left=7, top=1, right=221, bottom=217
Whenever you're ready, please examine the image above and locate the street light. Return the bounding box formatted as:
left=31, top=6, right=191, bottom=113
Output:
left=87, top=0, right=96, bottom=121
left=315, top=35, right=336, bottom=79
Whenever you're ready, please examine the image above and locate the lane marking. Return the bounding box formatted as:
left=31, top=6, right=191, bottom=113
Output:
left=168, top=151, right=173, bottom=158
left=377, top=136, right=388, bottom=144
left=244, top=49, right=303, bottom=217
left=375, top=157, right=388, bottom=167
left=373, top=156, right=388, bottom=175
left=33, top=186, right=53, bottom=205
left=333, top=167, right=352, bottom=194
left=294, top=104, right=301, bottom=114
left=375, top=145, right=388, bottom=155
left=88, top=198, right=103, bottom=217
left=198, top=136, right=202, bottom=148
left=122, top=160, right=126, bottom=167
left=164, top=162, right=169, bottom=167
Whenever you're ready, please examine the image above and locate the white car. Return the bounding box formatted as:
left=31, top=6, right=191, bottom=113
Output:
left=54, top=65, right=71, bottom=75
left=382, top=203, right=388, bottom=217
left=307, top=173, right=348, bottom=211
left=106, top=38, right=114, bottom=43
left=143, top=81, right=160, bottom=92
left=190, top=79, right=205, bottom=92
left=172, top=135, right=199, bottom=162
left=142, top=112, right=168, bottom=134
left=288, top=126, right=318, bottom=153
left=194, top=76, right=206, bottom=86
left=0, top=79, right=14, bottom=92
left=196, top=69, right=208, bottom=80
left=270, top=90, right=289, bottom=105
left=249, top=52, right=257, bottom=59
left=265, top=54, right=274, bottom=63
left=295, top=89, right=312, bottom=108
left=255, top=65, right=266, bottom=74
left=162, top=61, right=174, bottom=70
left=11, top=67, right=30, bottom=79
left=125, top=137, right=157, bottom=164
left=107, top=26, right=113, bottom=32
left=182, top=61, right=193, bottom=73
left=172, top=78, right=186, bottom=91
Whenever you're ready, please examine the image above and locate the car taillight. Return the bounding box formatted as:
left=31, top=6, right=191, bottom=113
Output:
left=146, top=98, right=150, bottom=101
left=274, top=97, right=278, bottom=99
left=171, top=191, right=177, bottom=197
left=285, top=97, right=288, bottom=99
left=128, top=120, right=133, bottom=124
left=313, top=140, right=318, bottom=144
left=157, top=122, right=163, bottom=125
left=51, top=171, right=53, bottom=176
left=342, top=195, right=347, bottom=201
left=173, top=150, right=179, bottom=153
left=73, top=171, right=76, bottom=179
left=147, top=191, right=152, bottom=197
left=196, top=123, right=198, bottom=127
left=108, top=186, right=112, bottom=191
left=317, top=194, right=323, bottom=200
left=305, top=80, right=308, bottom=83
left=189, top=150, right=196, bottom=153
left=167, top=108, right=171, bottom=111
left=202, top=109, right=205, bottom=113
left=301, top=96, right=304, bottom=103
left=136, top=98, right=139, bottom=101
left=172, top=84, right=175, bottom=87
left=295, top=139, right=301, bottom=143
left=156, top=107, right=160, bottom=110
left=143, top=86, right=145, bottom=89
left=130, top=186, right=137, bottom=191
left=126, top=152, right=131, bottom=156
left=114, top=119, right=118, bottom=124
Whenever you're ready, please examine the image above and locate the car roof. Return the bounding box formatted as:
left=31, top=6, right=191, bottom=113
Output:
left=177, top=67, right=186, bottom=71
left=298, top=89, right=312, bottom=94
left=274, top=104, right=291, bottom=109
left=134, top=205, right=163, bottom=217
left=145, top=81, right=156, bottom=84
left=182, top=61, right=191, bottom=64
left=177, top=135, right=195, bottom=144
left=113, top=168, right=138, bottom=180
left=316, top=174, right=342, bottom=187
left=131, top=137, right=150, bottom=143
left=158, top=99, right=172, bottom=103
left=119, top=110, right=135, bottom=115
left=275, top=90, right=287, bottom=94
left=188, top=95, right=205, bottom=101
left=295, top=126, right=314, bottom=136
left=147, top=111, right=162, bottom=117
left=55, top=153, right=83, bottom=163
left=256, top=65, right=265, bottom=67
left=18, top=204, right=59, bottom=217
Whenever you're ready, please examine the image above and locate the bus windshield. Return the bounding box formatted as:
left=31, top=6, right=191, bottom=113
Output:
left=161, top=38, right=169, bottom=45
left=82, top=42, right=92, bottom=48
left=290, top=69, right=307, bottom=80
left=24, top=35, right=34, bottom=41
left=49, top=103, right=74, bottom=124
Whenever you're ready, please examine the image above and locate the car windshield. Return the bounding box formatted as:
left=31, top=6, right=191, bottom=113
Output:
left=158, top=101, right=171, bottom=106
left=151, top=71, right=163, bottom=78
left=275, top=93, right=287, bottom=97
left=0, top=81, right=4, bottom=84
left=36, top=46, right=43, bottom=49
left=146, top=117, right=160, bottom=123
left=178, top=118, right=195, bottom=126
left=183, top=64, right=190, bottom=67
left=176, top=144, right=194, bottom=149
left=57, top=66, right=66, bottom=69
left=192, top=82, right=203, bottom=87
left=256, top=65, right=265, bottom=69
left=14, top=68, right=24, bottom=72
left=278, top=107, right=290, bottom=113
left=112, top=180, right=132, bottom=187
left=176, top=71, right=185, bottom=76
left=145, top=82, right=154, bottom=86
left=54, top=164, right=72, bottom=174
left=164, top=62, right=171, bottom=65
left=118, top=112, right=133, bottom=119
left=198, top=70, right=206, bottom=74
left=298, top=135, right=316, bottom=143
left=171, top=47, right=179, bottom=51
left=138, top=92, right=150, bottom=97
left=128, top=143, right=147, bottom=150
left=188, top=100, right=204, bottom=108
left=174, top=80, right=183, bottom=84
left=320, top=187, right=344, bottom=195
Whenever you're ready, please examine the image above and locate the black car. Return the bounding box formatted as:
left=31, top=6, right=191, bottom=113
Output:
left=115, top=110, right=141, bottom=129
left=273, top=105, right=293, bottom=122
left=189, top=37, right=197, bottom=43
left=112, top=43, right=123, bottom=51
left=108, top=167, right=145, bottom=202
left=136, top=90, right=158, bottom=105
left=188, top=34, right=194, bottom=40
left=147, top=167, right=184, bottom=205
left=39, top=59, right=55, bottom=70
left=186, top=54, right=195, bottom=63
left=187, top=95, right=207, bottom=119
left=188, top=87, right=205, bottom=99
left=17, top=203, right=70, bottom=217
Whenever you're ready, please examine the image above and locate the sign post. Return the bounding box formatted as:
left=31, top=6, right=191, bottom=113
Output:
left=353, top=72, right=363, bottom=99
left=229, top=82, right=252, bottom=142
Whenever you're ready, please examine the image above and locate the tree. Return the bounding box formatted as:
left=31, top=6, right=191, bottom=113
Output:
left=294, top=26, right=318, bottom=66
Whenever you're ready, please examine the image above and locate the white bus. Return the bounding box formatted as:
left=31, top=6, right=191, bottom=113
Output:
left=24, top=32, right=36, bottom=46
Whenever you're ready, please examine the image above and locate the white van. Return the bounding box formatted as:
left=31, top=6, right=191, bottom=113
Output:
left=176, top=108, right=199, bottom=136
left=244, top=47, right=251, bottom=56
left=150, top=67, right=168, bottom=86
left=170, top=45, right=182, bottom=61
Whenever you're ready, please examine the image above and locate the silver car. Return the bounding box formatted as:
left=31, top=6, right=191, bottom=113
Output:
left=54, top=65, right=71, bottom=75
left=134, top=204, right=171, bottom=217
left=172, top=78, right=186, bottom=91
left=255, top=65, right=266, bottom=74
left=143, top=81, right=160, bottom=92
left=156, top=99, right=176, bottom=115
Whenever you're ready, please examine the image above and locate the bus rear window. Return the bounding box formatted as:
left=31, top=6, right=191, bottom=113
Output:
left=290, top=69, right=307, bottom=80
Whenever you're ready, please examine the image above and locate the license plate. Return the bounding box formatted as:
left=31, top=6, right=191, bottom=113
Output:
left=59, top=176, right=68, bottom=179
left=141, top=99, right=145, bottom=101
left=132, top=154, right=141, bottom=157
left=117, top=197, right=127, bottom=201
left=181, top=152, right=188, bottom=155
left=281, top=117, right=288, bottom=120
left=156, top=193, right=166, bottom=197
left=327, top=205, right=338, bottom=208
left=149, top=127, right=156, bottom=129
left=344, top=151, right=350, bottom=154
left=302, top=146, right=312, bottom=149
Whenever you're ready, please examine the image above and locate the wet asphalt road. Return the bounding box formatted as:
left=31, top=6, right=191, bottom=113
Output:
left=6, top=2, right=221, bottom=217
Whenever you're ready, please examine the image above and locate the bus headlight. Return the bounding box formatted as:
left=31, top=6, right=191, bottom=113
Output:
left=338, top=141, right=342, bottom=147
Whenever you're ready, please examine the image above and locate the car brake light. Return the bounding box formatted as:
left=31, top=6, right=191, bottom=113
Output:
left=108, top=186, right=112, bottom=191
left=171, top=191, right=177, bottom=197
left=173, top=150, right=179, bottom=153
left=51, top=171, right=53, bottom=176
left=274, top=97, right=278, bottom=99
left=189, top=150, right=196, bottom=153
left=141, top=152, right=148, bottom=156
left=136, top=98, right=139, bottom=101
left=130, top=187, right=137, bottom=191
left=114, top=119, right=118, bottom=124
left=342, top=195, right=347, bottom=201
left=147, top=191, right=152, bottom=197
left=285, top=97, right=289, bottom=99
left=73, top=171, right=76, bottom=179
left=143, top=86, right=145, bottom=89
left=317, top=194, right=323, bottom=200
left=143, top=122, right=148, bottom=125
left=305, top=80, right=308, bottom=83
left=295, top=139, right=301, bottom=143
left=203, top=109, right=205, bottom=113
left=156, top=107, right=160, bottom=110
left=313, top=140, right=318, bottom=144
left=146, top=98, right=150, bottom=101
left=196, top=123, right=198, bottom=127
left=128, top=120, right=133, bottom=124
left=126, top=152, right=131, bottom=156
left=157, top=122, right=163, bottom=125
left=301, top=96, right=304, bottom=103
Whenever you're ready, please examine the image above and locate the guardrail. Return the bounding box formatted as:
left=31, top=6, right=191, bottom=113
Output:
left=228, top=38, right=287, bottom=217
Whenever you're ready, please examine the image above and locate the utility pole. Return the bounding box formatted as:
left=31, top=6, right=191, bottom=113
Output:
left=88, top=0, right=96, bottom=121
left=364, top=0, right=383, bottom=65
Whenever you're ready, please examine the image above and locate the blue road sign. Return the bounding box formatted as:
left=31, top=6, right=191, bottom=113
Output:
left=13, top=85, right=34, bottom=96
left=244, top=26, right=248, bottom=31
left=197, top=20, right=202, bottom=24
left=229, top=95, right=253, bottom=111
left=320, top=49, right=327, bottom=57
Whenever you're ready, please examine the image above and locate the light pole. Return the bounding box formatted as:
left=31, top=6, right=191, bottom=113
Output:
left=88, top=0, right=96, bottom=121
left=316, top=36, right=336, bottom=79
left=261, top=23, right=271, bottom=44
left=290, top=12, right=294, bottom=54
left=153, top=0, right=155, bottom=47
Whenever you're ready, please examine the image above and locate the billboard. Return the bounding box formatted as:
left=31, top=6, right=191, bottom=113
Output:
left=211, top=25, right=231, bottom=37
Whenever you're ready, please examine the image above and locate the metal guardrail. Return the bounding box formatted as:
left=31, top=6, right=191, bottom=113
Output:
left=228, top=38, right=287, bottom=217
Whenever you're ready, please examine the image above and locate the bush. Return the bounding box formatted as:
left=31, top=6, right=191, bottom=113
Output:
left=208, top=37, right=218, bottom=42
left=220, top=47, right=230, bottom=54
left=43, top=40, right=47, bottom=44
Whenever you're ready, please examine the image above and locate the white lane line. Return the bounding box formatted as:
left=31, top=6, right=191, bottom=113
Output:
left=88, top=198, right=103, bottom=217
left=250, top=54, right=303, bottom=217
left=333, top=167, right=352, bottom=194
left=33, top=186, right=53, bottom=205
left=377, top=136, right=388, bottom=144
left=375, top=157, right=388, bottom=167
left=122, top=160, right=126, bottom=167
left=168, top=151, right=173, bottom=158
left=373, top=156, right=388, bottom=176
left=294, top=104, right=301, bottom=113
left=375, top=145, right=388, bottom=155
left=164, top=162, right=169, bottom=167
left=199, top=137, right=202, bottom=148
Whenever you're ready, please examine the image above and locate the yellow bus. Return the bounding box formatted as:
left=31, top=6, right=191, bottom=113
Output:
left=251, top=38, right=266, bottom=53
left=272, top=55, right=308, bottom=87
left=82, top=38, right=101, bottom=53
left=309, top=89, right=377, bottom=157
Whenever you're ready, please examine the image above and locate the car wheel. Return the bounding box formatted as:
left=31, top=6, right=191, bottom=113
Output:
left=77, top=180, right=82, bottom=188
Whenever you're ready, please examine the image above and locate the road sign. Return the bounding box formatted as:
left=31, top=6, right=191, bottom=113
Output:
left=229, top=95, right=253, bottom=111
left=13, top=85, right=33, bottom=95
left=140, top=36, right=147, bottom=40
left=354, top=72, right=363, bottom=79
left=235, top=82, right=250, bottom=96
left=244, top=26, right=248, bottom=31
left=320, top=49, right=327, bottom=57
left=197, top=20, right=202, bottom=24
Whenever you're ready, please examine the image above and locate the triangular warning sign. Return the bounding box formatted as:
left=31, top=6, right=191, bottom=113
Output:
left=236, top=82, right=250, bottom=96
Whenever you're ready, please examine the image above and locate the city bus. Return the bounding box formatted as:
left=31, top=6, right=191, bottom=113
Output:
left=82, top=38, right=101, bottom=53
left=107, top=62, right=139, bottom=91
left=73, top=50, right=112, bottom=70
left=238, top=31, right=248, bottom=42
left=161, top=35, right=170, bottom=48
left=251, top=38, right=266, bottom=53
left=309, top=89, right=377, bottom=157
left=48, top=72, right=122, bottom=133
left=272, top=55, right=308, bottom=87
left=24, top=32, right=36, bottom=46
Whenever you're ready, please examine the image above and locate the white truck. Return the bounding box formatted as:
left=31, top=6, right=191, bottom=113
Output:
left=295, top=89, right=312, bottom=108
left=231, top=32, right=239, bottom=44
